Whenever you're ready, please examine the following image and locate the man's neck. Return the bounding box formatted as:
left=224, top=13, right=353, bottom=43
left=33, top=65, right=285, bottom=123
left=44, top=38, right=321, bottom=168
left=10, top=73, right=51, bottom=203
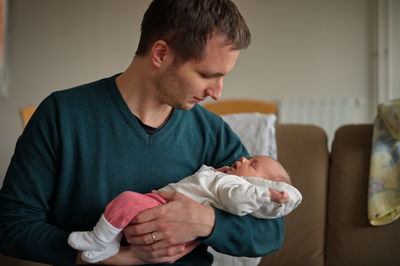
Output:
left=116, top=58, right=173, bottom=128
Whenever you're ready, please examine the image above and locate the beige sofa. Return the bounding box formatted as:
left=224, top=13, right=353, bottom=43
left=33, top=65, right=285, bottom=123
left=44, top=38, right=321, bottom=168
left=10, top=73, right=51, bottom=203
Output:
left=1, top=124, right=399, bottom=266
left=261, top=124, right=400, bottom=266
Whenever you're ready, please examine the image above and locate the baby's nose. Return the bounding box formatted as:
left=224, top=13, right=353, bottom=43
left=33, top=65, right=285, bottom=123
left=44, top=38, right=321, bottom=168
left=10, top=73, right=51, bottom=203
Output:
left=239, top=157, right=247, bottom=163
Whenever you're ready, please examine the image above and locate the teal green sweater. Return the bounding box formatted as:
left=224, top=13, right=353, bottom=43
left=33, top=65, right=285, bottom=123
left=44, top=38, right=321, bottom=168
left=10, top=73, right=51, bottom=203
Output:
left=0, top=75, right=283, bottom=265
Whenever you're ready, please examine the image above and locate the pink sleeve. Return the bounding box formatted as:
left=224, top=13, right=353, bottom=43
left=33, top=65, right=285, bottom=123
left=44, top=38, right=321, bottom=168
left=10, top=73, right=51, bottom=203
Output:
left=104, top=191, right=167, bottom=228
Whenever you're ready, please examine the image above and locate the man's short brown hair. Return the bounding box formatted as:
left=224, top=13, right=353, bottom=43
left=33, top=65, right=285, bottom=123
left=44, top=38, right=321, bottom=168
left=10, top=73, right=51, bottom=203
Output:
left=135, top=0, right=251, bottom=63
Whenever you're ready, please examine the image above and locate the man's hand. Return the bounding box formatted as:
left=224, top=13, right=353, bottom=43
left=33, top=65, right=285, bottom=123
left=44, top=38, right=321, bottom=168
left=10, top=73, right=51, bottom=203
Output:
left=99, top=241, right=199, bottom=265
left=123, top=191, right=215, bottom=257
left=75, top=240, right=200, bottom=265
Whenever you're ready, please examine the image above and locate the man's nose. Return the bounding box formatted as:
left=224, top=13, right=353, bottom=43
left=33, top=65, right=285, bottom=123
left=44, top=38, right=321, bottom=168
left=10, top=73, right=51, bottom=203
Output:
left=206, top=78, right=223, bottom=100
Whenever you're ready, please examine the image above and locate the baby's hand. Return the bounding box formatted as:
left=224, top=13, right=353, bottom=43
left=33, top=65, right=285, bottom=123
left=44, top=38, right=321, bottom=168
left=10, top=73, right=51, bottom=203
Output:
left=215, top=166, right=230, bottom=173
left=269, top=189, right=290, bottom=203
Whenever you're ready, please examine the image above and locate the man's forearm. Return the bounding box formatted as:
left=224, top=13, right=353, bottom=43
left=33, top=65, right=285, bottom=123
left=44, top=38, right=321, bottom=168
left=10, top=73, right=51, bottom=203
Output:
left=194, top=204, right=216, bottom=238
left=0, top=219, right=76, bottom=265
left=199, top=208, right=284, bottom=257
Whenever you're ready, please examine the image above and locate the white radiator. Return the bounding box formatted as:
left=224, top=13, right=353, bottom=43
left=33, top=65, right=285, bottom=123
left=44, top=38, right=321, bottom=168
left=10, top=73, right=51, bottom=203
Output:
left=278, top=98, right=361, bottom=145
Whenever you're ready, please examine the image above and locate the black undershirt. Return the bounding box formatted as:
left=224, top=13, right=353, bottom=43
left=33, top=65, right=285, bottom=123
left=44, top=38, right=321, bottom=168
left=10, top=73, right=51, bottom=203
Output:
left=134, top=109, right=174, bottom=135
left=136, top=118, right=161, bottom=135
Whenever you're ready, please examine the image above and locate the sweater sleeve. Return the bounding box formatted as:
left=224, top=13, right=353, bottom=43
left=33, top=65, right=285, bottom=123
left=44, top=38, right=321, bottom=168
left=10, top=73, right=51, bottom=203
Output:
left=200, top=119, right=285, bottom=256
left=201, top=209, right=284, bottom=256
left=0, top=95, right=77, bottom=265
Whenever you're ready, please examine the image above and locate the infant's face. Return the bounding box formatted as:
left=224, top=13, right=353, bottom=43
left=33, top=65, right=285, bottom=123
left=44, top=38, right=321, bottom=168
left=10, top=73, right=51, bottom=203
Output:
left=225, top=155, right=271, bottom=178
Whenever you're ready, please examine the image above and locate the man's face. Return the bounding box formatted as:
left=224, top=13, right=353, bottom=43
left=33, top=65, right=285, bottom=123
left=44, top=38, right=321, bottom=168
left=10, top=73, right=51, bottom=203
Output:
left=154, top=34, right=240, bottom=110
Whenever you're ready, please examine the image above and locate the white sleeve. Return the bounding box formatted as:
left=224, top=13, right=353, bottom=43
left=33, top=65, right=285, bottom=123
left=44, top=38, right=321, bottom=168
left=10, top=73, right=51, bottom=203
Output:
left=247, top=177, right=303, bottom=219
left=213, top=175, right=271, bottom=216
left=160, top=167, right=302, bottom=219
left=217, top=175, right=303, bottom=219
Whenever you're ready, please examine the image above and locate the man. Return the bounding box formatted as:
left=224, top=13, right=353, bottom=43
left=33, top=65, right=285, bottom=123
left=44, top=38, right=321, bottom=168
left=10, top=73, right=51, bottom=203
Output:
left=0, top=0, right=284, bottom=265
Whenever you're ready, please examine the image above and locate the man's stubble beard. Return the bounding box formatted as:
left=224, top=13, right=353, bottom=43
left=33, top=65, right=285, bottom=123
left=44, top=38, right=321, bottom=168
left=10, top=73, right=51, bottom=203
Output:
left=153, top=66, right=194, bottom=111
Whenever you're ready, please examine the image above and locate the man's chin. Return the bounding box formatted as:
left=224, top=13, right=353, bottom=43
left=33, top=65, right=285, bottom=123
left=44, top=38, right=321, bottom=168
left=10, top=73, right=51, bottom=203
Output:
left=175, top=102, right=196, bottom=110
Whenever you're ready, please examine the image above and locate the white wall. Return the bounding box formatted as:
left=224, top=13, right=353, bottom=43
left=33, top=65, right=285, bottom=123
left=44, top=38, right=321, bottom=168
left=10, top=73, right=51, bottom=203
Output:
left=232, top=0, right=372, bottom=100
left=390, top=0, right=400, bottom=99
left=0, top=0, right=375, bottom=184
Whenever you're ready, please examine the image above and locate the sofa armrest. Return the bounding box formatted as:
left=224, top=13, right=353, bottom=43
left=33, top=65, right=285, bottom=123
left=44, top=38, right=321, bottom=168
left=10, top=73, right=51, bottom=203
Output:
left=326, top=124, right=400, bottom=266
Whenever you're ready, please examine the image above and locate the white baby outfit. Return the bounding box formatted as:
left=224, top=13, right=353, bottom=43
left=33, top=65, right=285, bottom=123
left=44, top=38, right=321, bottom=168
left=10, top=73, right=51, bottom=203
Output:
left=160, top=165, right=302, bottom=219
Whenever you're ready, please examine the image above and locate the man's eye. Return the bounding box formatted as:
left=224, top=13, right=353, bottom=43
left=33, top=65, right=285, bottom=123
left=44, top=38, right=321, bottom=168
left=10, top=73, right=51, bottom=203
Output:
left=199, top=72, right=211, bottom=78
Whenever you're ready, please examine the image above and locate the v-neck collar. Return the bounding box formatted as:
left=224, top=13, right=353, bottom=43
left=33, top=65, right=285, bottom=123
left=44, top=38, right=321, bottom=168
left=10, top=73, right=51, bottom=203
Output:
left=134, top=109, right=174, bottom=135
left=107, top=74, right=182, bottom=144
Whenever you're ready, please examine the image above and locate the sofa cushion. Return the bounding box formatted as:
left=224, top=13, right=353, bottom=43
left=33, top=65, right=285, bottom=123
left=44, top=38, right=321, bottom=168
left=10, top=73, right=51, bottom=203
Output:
left=260, top=124, right=329, bottom=266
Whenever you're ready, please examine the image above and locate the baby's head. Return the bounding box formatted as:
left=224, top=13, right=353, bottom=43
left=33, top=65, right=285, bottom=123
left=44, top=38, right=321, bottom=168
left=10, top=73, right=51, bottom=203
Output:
left=225, top=155, right=291, bottom=184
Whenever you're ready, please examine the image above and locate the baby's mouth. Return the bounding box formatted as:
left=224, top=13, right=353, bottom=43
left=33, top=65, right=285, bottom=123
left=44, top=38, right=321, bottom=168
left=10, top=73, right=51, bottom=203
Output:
left=231, top=162, right=238, bottom=170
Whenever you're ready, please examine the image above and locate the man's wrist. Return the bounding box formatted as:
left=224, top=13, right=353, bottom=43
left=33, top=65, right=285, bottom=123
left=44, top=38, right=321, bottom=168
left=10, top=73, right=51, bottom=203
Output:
left=198, top=205, right=215, bottom=237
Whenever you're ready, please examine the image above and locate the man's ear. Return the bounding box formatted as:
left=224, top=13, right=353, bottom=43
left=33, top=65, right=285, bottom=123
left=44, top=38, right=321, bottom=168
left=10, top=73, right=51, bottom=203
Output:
left=151, top=40, right=173, bottom=68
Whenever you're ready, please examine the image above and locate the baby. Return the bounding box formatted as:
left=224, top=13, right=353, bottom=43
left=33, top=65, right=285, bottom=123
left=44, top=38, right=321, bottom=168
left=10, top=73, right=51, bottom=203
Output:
left=68, top=155, right=302, bottom=263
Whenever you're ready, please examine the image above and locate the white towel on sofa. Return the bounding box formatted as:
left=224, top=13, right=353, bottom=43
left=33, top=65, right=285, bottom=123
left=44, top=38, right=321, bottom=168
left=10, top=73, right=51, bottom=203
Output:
left=223, top=112, right=277, bottom=158
left=208, top=112, right=277, bottom=266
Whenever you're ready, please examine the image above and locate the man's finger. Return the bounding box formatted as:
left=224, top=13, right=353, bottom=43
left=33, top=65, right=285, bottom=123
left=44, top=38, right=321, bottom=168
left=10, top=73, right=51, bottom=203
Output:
left=142, top=241, right=184, bottom=253
left=145, top=241, right=199, bottom=262
left=125, top=231, right=159, bottom=245
left=130, top=204, right=163, bottom=224
left=124, top=218, right=157, bottom=237
left=151, top=190, right=179, bottom=200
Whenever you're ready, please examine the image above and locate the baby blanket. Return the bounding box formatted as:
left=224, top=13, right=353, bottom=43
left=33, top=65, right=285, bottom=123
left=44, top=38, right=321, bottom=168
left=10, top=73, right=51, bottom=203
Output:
left=368, top=99, right=400, bottom=226
left=208, top=112, right=277, bottom=266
